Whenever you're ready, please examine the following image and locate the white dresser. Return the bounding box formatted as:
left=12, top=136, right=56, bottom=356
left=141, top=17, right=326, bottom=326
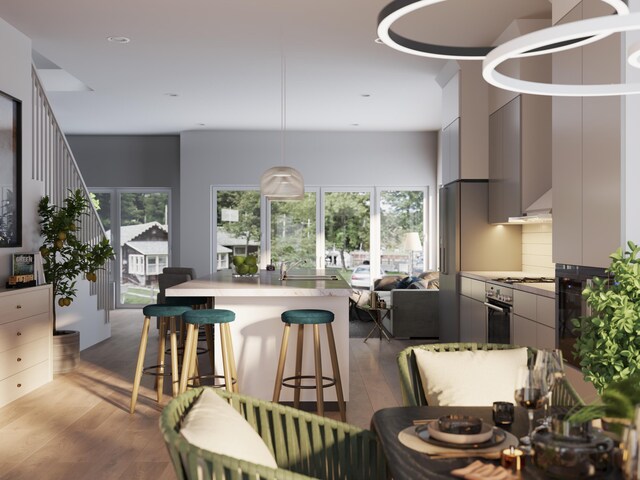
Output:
left=0, top=285, right=53, bottom=408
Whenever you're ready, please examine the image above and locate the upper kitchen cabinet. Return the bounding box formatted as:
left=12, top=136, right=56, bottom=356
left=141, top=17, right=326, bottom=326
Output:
left=552, top=0, right=622, bottom=268
left=438, top=61, right=489, bottom=185
left=488, top=20, right=552, bottom=224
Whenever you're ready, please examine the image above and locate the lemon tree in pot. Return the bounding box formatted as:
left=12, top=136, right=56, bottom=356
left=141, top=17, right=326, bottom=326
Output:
left=38, top=189, right=114, bottom=373
left=573, top=241, right=640, bottom=395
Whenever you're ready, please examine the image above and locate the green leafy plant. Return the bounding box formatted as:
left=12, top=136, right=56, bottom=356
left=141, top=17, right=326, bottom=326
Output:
left=38, top=189, right=115, bottom=334
left=573, top=241, right=640, bottom=394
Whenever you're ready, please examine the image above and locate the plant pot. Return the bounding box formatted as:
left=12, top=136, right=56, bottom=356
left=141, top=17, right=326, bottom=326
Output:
left=53, top=330, right=80, bottom=374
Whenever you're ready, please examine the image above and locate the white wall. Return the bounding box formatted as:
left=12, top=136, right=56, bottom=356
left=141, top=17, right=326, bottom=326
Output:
left=180, top=130, right=438, bottom=278
left=0, top=17, right=109, bottom=350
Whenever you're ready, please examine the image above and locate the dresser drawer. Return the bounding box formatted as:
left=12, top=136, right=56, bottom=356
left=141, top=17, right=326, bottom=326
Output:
left=0, top=288, right=50, bottom=325
left=0, top=361, right=50, bottom=408
left=0, top=312, right=50, bottom=352
left=0, top=336, right=49, bottom=380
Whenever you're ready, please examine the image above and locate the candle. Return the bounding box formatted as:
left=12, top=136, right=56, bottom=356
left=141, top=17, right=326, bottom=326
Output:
left=501, top=446, right=525, bottom=471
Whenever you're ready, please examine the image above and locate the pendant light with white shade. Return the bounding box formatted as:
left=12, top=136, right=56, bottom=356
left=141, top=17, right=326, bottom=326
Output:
left=260, top=54, right=304, bottom=201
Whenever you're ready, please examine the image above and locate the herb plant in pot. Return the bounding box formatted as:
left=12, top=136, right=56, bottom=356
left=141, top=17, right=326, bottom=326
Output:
left=38, top=189, right=114, bottom=373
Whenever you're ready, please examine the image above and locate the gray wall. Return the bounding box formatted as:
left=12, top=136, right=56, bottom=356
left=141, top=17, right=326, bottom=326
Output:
left=180, top=130, right=438, bottom=277
left=68, top=135, right=181, bottom=266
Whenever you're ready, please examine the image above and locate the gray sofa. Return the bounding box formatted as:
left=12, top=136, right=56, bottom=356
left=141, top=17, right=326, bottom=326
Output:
left=374, top=273, right=439, bottom=339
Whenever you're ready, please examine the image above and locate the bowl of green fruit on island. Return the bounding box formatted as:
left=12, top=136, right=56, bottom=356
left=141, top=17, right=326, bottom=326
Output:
left=232, top=255, right=259, bottom=277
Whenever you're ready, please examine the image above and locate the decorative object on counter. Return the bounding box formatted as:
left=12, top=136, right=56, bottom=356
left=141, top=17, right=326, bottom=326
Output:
left=493, top=401, right=515, bottom=427
left=6, top=275, right=36, bottom=289
left=500, top=446, right=525, bottom=471
left=38, top=189, right=115, bottom=373
left=231, top=254, right=258, bottom=277
left=531, top=423, right=615, bottom=478
left=573, top=241, right=640, bottom=394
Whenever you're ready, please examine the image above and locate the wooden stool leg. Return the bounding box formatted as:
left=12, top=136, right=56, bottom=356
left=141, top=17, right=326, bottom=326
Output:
left=326, top=323, right=346, bottom=421
left=188, top=328, right=199, bottom=387
left=130, top=316, right=151, bottom=414
left=223, top=323, right=239, bottom=393
left=205, top=324, right=215, bottom=375
left=169, top=317, right=179, bottom=397
left=155, top=318, right=168, bottom=391
left=156, top=317, right=167, bottom=402
left=219, top=324, right=233, bottom=393
left=293, top=324, right=305, bottom=409
left=313, top=324, right=324, bottom=417
left=179, top=324, right=196, bottom=393
left=272, top=323, right=291, bottom=402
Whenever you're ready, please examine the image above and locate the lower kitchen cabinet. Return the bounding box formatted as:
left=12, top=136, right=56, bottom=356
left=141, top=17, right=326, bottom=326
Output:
left=513, top=289, right=555, bottom=350
left=459, top=277, right=486, bottom=343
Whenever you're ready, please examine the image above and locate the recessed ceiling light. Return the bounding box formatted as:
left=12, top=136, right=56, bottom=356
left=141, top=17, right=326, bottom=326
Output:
left=197, top=123, right=206, bottom=126
left=361, top=94, right=371, bottom=97
left=351, top=123, right=360, bottom=127
left=164, top=93, right=179, bottom=97
left=107, top=36, right=130, bottom=44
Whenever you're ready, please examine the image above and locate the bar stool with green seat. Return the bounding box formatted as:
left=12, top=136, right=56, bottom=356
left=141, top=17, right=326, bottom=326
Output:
left=179, top=308, right=238, bottom=394
left=130, top=303, right=192, bottom=414
left=273, top=309, right=346, bottom=421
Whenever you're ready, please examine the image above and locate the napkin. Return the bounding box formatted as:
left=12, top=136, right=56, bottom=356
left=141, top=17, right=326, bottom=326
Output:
left=451, top=460, right=518, bottom=480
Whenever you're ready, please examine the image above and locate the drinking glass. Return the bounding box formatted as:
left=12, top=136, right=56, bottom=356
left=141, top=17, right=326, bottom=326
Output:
left=534, top=349, right=566, bottom=425
left=514, top=366, right=546, bottom=446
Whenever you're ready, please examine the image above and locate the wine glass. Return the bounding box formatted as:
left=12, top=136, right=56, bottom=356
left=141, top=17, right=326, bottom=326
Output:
left=535, top=349, right=566, bottom=425
left=514, top=366, right=547, bottom=446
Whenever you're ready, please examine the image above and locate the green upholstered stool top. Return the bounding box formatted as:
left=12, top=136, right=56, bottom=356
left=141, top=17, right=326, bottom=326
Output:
left=281, top=309, right=334, bottom=325
left=143, top=304, right=193, bottom=317
left=183, top=309, right=235, bottom=325
left=165, top=296, right=208, bottom=307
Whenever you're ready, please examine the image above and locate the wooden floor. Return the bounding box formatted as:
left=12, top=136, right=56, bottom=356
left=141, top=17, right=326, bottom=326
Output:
left=0, top=309, right=422, bottom=480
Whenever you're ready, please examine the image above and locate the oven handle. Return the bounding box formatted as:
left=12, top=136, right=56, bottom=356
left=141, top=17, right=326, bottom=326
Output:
left=484, top=302, right=507, bottom=313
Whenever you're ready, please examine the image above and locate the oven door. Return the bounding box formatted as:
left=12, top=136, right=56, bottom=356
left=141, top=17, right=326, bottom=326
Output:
left=484, top=299, right=512, bottom=344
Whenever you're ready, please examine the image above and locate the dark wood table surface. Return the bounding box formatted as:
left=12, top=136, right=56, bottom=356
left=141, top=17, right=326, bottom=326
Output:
left=370, top=405, right=621, bottom=480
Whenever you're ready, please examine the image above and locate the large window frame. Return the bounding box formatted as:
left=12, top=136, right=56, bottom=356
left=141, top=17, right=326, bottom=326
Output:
left=211, top=185, right=430, bottom=283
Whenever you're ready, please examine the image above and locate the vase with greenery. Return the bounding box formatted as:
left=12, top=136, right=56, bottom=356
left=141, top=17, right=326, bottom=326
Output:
left=573, top=241, right=640, bottom=394
left=38, top=189, right=114, bottom=334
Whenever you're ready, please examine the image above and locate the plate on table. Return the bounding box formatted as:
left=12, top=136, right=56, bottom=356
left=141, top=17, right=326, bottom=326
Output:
left=428, top=420, right=494, bottom=444
left=416, top=422, right=507, bottom=450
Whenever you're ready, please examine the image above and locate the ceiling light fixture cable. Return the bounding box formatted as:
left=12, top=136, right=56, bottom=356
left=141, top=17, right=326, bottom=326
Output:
left=260, top=47, right=304, bottom=200
left=376, top=0, right=629, bottom=60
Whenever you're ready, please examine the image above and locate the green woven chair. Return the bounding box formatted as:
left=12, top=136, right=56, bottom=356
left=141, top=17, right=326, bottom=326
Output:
left=160, top=387, right=386, bottom=480
left=397, top=343, right=584, bottom=408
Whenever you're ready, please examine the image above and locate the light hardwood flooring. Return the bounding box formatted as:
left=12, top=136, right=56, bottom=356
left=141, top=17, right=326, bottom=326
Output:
left=0, top=310, right=422, bottom=480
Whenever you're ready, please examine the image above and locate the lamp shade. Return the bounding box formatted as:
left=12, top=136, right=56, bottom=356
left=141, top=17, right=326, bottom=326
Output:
left=402, top=232, right=422, bottom=251
left=260, top=166, right=304, bottom=201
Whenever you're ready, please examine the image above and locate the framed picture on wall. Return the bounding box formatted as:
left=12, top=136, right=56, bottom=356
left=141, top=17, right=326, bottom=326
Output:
left=0, top=90, right=21, bottom=248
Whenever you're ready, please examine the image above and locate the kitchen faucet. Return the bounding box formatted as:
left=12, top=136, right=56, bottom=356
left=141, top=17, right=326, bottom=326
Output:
left=279, top=259, right=306, bottom=280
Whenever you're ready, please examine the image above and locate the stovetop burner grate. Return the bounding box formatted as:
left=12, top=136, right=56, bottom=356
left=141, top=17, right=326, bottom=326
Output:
left=491, top=277, right=555, bottom=284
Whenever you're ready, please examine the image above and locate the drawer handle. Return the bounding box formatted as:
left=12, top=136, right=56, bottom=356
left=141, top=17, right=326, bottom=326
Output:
left=17, top=383, right=22, bottom=388
left=17, top=357, right=22, bottom=362
left=16, top=331, right=22, bottom=336
left=16, top=304, right=22, bottom=309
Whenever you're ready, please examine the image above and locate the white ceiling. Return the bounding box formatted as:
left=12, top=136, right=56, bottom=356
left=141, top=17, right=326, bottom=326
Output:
left=0, top=0, right=550, bottom=135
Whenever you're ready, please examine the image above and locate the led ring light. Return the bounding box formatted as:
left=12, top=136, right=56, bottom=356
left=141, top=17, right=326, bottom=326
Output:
left=483, top=12, right=640, bottom=96
left=377, top=0, right=629, bottom=60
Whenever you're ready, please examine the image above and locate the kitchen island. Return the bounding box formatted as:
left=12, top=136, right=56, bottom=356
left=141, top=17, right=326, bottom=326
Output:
left=165, top=269, right=351, bottom=403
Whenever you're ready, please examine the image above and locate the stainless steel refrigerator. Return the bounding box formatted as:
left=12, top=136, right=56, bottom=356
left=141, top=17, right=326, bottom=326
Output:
left=438, top=180, right=522, bottom=342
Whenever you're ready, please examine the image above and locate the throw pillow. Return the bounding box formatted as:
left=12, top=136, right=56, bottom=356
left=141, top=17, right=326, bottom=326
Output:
left=413, top=348, right=528, bottom=406
left=180, top=389, right=278, bottom=469
left=374, top=276, right=401, bottom=291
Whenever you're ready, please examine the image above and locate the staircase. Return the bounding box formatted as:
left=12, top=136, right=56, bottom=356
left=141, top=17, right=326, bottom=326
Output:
left=31, top=67, right=113, bottom=317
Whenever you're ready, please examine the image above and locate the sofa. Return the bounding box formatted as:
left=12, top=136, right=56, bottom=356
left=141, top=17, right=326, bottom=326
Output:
left=374, top=272, right=439, bottom=339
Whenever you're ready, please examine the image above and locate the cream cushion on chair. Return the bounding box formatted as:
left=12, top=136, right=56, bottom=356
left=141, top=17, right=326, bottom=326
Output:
left=413, top=348, right=528, bottom=406
left=180, top=388, right=278, bottom=469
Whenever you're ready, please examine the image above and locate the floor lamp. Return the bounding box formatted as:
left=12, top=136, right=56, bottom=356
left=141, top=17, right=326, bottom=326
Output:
left=402, top=232, right=421, bottom=275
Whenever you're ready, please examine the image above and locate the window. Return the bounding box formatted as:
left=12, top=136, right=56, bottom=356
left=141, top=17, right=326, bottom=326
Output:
left=129, top=254, right=144, bottom=275
left=216, top=189, right=261, bottom=269
left=269, top=191, right=317, bottom=267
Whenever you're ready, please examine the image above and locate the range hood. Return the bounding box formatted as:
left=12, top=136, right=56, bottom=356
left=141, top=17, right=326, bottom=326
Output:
left=508, top=189, right=552, bottom=223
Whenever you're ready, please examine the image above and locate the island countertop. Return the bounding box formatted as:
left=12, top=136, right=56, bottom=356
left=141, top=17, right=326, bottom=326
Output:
left=166, top=269, right=352, bottom=298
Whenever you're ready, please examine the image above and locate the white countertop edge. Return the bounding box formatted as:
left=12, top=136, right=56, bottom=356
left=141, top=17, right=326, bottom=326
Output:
left=460, top=271, right=556, bottom=298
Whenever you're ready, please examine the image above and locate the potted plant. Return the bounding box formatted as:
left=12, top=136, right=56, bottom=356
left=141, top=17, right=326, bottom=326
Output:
left=573, top=241, right=640, bottom=395
left=38, top=189, right=114, bottom=373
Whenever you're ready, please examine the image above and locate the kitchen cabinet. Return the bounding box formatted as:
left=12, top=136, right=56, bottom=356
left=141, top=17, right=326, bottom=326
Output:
left=441, top=118, right=460, bottom=186
left=552, top=1, right=622, bottom=268
left=0, top=286, right=53, bottom=408
left=512, top=289, right=555, bottom=350
left=488, top=96, right=521, bottom=223
left=459, top=277, right=486, bottom=343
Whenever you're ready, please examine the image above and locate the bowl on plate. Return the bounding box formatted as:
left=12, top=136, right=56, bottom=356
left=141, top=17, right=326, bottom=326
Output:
left=438, top=415, right=483, bottom=435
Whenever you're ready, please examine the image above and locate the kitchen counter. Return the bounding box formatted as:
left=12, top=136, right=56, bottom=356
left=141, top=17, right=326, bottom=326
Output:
left=460, top=271, right=555, bottom=299
left=165, top=269, right=351, bottom=402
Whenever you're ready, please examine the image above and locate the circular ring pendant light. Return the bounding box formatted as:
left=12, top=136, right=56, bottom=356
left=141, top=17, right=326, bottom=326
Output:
left=483, top=12, right=640, bottom=96
left=377, top=0, right=629, bottom=60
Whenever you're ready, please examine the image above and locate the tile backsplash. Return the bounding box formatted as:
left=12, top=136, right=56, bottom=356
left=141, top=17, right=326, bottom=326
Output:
left=522, top=223, right=555, bottom=277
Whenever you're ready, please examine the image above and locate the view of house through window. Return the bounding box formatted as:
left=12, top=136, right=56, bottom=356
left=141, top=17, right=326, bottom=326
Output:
left=216, top=190, right=261, bottom=269
left=270, top=192, right=316, bottom=267
left=380, top=190, right=425, bottom=275
left=119, top=192, right=169, bottom=306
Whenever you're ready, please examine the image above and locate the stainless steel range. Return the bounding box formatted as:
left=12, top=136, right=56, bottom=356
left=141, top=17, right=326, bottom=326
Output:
left=484, top=277, right=555, bottom=344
